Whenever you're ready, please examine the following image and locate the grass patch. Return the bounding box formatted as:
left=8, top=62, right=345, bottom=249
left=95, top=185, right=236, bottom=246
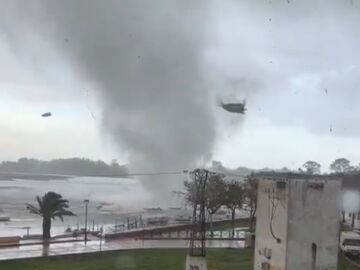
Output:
left=341, top=222, right=352, bottom=232
left=0, top=249, right=253, bottom=270
left=211, top=218, right=252, bottom=231
left=338, top=253, right=360, bottom=270
left=0, top=248, right=358, bottom=270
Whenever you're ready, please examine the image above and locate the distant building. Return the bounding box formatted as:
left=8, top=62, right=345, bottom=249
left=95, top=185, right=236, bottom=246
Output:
left=211, top=161, right=223, bottom=170
left=253, top=172, right=342, bottom=270
left=210, top=160, right=250, bottom=182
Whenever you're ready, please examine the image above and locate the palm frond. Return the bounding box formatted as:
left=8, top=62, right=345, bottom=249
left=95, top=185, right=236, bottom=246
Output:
left=36, top=196, right=43, bottom=210
left=52, top=209, right=75, bottom=221
left=26, top=203, right=42, bottom=216
left=27, top=192, right=74, bottom=221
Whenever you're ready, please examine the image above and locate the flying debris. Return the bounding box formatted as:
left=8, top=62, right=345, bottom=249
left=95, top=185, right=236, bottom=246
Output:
left=41, top=112, right=52, bottom=117
left=220, top=100, right=247, bottom=114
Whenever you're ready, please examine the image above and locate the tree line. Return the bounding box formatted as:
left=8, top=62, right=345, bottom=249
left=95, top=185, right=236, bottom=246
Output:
left=0, top=157, right=128, bottom=177
left=179, top=174, right=257, bottom=237
left=300, top=158, right=356, bottom=174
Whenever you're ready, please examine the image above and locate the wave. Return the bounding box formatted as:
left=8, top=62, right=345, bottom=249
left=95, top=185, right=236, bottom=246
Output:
left=0, top=186, right=31, bottom=190
left=9, top=218, right=36, bottom=222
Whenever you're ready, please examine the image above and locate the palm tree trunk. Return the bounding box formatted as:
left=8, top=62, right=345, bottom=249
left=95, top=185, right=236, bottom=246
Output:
left=42, top=242, right=50, bottom=257
left=231, top=209, right=235, bottom=238
left=209, top=214, right=214, bottom=238
left=43, top=217, right=51, bottom=240
left=352, top=212, right=355, bottom=228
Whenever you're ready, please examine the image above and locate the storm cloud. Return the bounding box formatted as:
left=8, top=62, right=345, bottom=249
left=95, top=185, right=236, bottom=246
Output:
left=1, top=0, right=218, bottom=203
left=1, top=0, right=360, bottom=176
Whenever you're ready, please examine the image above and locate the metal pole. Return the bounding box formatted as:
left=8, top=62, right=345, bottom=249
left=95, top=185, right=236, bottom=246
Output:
left=99, top=234, right=102, bottom=251
left=84, top=199, right=90, bottom=244
left=99, top=226, right=103, bottom=251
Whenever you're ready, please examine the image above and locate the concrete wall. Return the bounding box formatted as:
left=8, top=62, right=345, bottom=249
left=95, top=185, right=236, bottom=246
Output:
left=254, top=179, right=289, bottom=270
left=185, top=255, right=207, bottom=270
left=286, top=179, right=341, bottom=270
left=254, top=176, right=341, bottom=270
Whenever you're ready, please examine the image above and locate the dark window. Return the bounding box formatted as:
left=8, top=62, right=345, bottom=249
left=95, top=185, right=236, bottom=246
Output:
left=312, top=243, right=317, bottom=270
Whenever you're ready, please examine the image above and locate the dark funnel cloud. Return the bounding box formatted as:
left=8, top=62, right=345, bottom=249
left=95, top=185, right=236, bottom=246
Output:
left=3, top=0, right=216, bottom=203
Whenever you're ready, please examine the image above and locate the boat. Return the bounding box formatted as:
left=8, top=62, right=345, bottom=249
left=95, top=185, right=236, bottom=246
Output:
left=0, top=216, right=10, bottom=222
left=21, top=234, right=42, bottom=240
left=175, top=216, right=191, bottom=224
left=143, top=207, right=163, bottom=212
left=168, top=207, right=182, bottom=210
left=0, top=209, right=10, bottom=222
left=147, top=216, right=169, bottom=226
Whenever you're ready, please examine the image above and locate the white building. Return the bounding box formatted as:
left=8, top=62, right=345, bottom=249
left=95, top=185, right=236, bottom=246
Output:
left=254, top=173, right=342, bottom=270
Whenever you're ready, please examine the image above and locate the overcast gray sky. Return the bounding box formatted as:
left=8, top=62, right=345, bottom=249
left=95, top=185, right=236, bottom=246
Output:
left=1, top=0, right=360, bottom=172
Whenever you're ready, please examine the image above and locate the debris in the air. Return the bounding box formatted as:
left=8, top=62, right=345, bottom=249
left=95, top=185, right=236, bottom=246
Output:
left=220, top=100, right=247, bottom=114
left=87, top=105, right=96, bottom=120
left=41, top=112, right=52, bottom=117
left=269, top=18, right=272, bottom=22
left=324, top=88, right=328, bottom=94
left=330, top=124, right=333, bottom=132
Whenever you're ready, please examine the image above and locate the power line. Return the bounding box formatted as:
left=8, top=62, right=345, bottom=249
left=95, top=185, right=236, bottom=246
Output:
left=0, top=169, right=245, bottom=179
left=116, top=170, right=189, bottom=177
left=218, top=172, right=247, bottom=178
left=115, top=169, right=246, bottom=178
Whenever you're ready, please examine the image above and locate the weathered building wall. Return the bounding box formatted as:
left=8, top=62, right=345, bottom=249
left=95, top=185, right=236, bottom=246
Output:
left=254, top=179, right=289, bottom=270
left=254, top=174, right=341, bottom=270
left=286, top=179, right=341, bottom=270
left=185, top=255, right=207, bottom=270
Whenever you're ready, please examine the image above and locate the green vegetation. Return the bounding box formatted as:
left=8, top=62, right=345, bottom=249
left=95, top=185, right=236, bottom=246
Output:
left=212, top=218, right=252, bottom=232
left=341, top=222, right=352, bottom=232
left=180, top=173, right=257, bottom=236
left=338, top=253, right=360, bottom=270
left=0, top=249, right=357, bottom=270
left=0, top=249, right=253, bottom=270
left=0, top=157, right=128, bottom=178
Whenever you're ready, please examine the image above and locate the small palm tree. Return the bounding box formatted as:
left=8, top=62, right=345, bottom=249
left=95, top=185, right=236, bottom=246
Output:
left=26, top=192, right=75, bottom=240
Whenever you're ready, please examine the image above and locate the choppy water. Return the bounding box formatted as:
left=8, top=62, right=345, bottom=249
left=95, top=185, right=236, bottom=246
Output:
left=0, top=177, right=186, bottom=237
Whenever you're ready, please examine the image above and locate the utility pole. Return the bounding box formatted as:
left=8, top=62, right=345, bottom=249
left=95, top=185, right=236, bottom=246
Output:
left=99, top=230, right=102, bottom=251
left=84, top=199, right=90, bottom=244
left=186, top=168, right=213, bottom=270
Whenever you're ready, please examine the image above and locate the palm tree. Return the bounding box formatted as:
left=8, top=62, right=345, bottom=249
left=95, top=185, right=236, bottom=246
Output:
left=26, top=192, right=74, bottom=240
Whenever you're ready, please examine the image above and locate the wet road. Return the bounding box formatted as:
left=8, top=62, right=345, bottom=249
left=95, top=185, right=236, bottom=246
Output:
left=0, top=239, right=245, bottom=260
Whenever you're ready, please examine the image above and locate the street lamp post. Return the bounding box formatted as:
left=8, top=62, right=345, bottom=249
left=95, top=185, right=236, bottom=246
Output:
left=84, top=199, right=90, bottom=244
left=22, top=226, right=31, bottom=238
left=99, top=226, right=103, bottom=251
